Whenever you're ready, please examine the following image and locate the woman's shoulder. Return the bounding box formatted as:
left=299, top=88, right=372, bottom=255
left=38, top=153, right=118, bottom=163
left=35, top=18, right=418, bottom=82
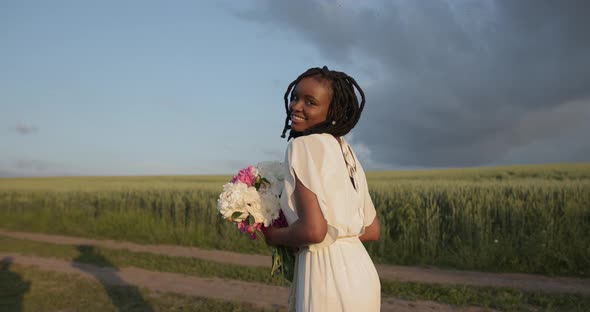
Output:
left=287, top=133, right=337, bottom=162
left=289, top=133, right=334, bottom=149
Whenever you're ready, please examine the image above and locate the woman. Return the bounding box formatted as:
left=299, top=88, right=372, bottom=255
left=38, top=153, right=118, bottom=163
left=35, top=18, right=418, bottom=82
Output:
left=262, top=66, right=381, bottom=311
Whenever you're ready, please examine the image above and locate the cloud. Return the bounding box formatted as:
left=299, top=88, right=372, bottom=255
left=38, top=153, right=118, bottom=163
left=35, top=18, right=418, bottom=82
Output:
left=345, top=132, right=400, bottom=170
left=15, top=159, right=51, bottom=171
left=15, top=123, right=38, bottom=135
left=129, top=161, right=208, bottom=176
left=262, top=148, right=285, bottom=161
left=240, top=0, right=590, bottom=168
left=0, top=159, right=73, bottom=177
left=0, top=170, right=19, bottom=178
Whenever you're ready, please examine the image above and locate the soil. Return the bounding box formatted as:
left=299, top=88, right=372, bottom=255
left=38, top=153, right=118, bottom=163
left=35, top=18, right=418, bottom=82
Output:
left=1, top=229, right=587, bottom=295
left=1, top=253, right=494, bottom=311
left=1, top=229, right=589, bottom=310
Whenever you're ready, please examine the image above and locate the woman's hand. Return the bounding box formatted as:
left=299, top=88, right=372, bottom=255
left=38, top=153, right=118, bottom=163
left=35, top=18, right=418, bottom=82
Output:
left=359, top=216, right=380, bottom=242
left=262, top=226, right=300, bottom=254
left=261, top=225, right=278, bottom=246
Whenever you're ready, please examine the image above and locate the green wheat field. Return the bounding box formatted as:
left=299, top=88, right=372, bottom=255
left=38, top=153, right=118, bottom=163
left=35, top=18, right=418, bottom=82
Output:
left=1, top=163, right=589, bottom=277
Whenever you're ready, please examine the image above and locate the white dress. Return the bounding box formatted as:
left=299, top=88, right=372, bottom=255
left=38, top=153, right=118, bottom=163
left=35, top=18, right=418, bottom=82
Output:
left=280, top=133, right=381, bottom=312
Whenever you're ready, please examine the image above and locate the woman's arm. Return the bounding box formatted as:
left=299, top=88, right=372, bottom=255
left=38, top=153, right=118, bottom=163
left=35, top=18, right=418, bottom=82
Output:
left=262, top=174, right=328, bottom=247
left=359, top=215, right=380, bottom=242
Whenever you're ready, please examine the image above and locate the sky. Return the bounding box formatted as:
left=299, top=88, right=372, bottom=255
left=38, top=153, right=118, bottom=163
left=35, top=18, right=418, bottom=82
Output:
left=1, top=0, right=589, bottom=177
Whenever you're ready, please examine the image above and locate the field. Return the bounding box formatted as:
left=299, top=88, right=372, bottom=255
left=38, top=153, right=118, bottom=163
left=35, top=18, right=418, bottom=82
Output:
left=1, top=163, right=589, bottom=277
left=1, top=163, right=590, bottom=311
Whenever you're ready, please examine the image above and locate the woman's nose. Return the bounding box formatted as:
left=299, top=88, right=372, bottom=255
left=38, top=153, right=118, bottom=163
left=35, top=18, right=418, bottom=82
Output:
left=290, top=99, right=302, bottom=111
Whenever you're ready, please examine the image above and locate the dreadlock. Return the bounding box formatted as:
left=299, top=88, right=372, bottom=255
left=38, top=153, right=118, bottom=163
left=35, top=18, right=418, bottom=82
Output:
left=280, top=66, right=366, bottom=140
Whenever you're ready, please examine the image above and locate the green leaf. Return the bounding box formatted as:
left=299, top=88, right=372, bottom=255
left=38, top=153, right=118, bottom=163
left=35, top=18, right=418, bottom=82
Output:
left=248, top=215, right=255, bottom=225
left=231, top=211, right=242, bottom=220
left=271, top=247, right=282, bottom=278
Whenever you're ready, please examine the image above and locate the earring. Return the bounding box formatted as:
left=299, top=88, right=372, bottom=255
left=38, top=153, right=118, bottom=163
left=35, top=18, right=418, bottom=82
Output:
left=331, top=120, right=336, bottom=125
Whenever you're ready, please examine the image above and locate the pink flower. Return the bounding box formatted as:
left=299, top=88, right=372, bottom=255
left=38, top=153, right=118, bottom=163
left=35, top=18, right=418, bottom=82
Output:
left=238, top=220, right=263, bottom=240
left=231, top=165, right=258, bottom=187
left=246, top=223, right=259, bottom=240
left=237, top=220, right=249, bottom=233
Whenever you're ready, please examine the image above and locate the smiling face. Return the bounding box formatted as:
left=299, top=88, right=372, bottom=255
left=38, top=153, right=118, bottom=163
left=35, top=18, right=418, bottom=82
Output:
left=289, top=76, right=333, bottom=133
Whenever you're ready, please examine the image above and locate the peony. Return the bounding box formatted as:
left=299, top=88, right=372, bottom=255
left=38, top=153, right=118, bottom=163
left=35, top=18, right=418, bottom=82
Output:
left=256, top=161, right=285, bottom=197
left=238, top=220, right=263, bottom=240
left=242, top=186, right=265, bottom=224
left=217, top=182, right=249, bottom=222
left=216, top=161, right=294, bottom=281
left=269, top=176, right=284, bottom=197
left=259, top=190, right=280, bottom=226
left=230, top=165, right=258, bottom=187
left=218, top=161, right=285, bottom=230
left=256, top=161, right=285, bottom=180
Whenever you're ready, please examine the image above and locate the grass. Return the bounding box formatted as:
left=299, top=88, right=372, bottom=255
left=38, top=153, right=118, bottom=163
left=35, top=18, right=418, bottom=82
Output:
left=365, top=179, right=590, bottom=277
left=382, top=280, right=590, bottom=311
left=0, top=163, right=589, bottom=276
left=0, top=263, right=275, bottom=312
left=0, top=236, right=289, bottom=287
left=1, top=236, right=589, bottom=311
left=366, top=162, right=590, bottom=182
left=1, top=163, right=588, bottom=191
left=0, top=175, right=230, bottom=192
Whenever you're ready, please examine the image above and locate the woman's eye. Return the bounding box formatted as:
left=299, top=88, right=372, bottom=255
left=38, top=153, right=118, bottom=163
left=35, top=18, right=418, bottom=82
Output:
left=305, top=100, right=314, bottom=106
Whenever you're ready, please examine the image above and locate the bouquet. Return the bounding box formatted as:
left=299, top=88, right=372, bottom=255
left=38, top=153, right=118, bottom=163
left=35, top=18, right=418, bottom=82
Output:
left=217, top=161, right=295, bottom=282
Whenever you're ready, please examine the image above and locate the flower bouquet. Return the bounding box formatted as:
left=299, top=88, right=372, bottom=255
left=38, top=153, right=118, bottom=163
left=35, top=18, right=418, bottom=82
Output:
left=217, top=161, right=295, bottom=282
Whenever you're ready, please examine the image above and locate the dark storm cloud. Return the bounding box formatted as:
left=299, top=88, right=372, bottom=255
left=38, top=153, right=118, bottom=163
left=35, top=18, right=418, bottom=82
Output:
left=0, top=170, right=17, bottom=178
left=0, top=159, right=72, bottom=177
left=240, top=0, right=590, bottom=167
left=15, top=159, right=51, bottom=171
left=15, top=123, right=38, bottom=135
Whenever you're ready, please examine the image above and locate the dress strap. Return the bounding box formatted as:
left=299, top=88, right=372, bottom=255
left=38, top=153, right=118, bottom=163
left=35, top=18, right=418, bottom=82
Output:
left=338, top=137, right=358, bottom=190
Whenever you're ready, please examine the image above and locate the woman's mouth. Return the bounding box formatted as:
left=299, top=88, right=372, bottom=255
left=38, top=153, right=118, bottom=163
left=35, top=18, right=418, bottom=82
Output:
left=291, top=115, right=306, bottom=122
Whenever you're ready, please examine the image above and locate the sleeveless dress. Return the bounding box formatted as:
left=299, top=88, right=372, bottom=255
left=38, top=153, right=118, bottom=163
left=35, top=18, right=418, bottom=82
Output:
left=280, top=133, right=381, bottom=311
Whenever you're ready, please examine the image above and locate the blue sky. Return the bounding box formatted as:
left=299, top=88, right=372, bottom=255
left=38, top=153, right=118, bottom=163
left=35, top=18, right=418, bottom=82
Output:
left=1, top=1, right=329, bottom=176
left=2, top=1, right=589, bottom=177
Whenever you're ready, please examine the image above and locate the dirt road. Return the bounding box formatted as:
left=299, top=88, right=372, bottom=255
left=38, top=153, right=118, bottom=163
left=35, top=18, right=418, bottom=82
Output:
left=1, top=229, right=588, bottom=295
left=1, top=253, right=494, bottom=311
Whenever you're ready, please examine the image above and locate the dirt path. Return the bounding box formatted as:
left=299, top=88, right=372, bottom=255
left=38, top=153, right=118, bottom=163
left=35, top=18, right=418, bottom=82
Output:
left=0, top=229, right=269, bottom=267
left=0, top=253, right=494, bottom=312
left=1, top=229, right=589, bottom=295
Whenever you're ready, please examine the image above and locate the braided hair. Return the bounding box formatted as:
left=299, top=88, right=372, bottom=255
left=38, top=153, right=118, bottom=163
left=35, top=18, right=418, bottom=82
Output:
left=280, top=66, right=366, bottom=140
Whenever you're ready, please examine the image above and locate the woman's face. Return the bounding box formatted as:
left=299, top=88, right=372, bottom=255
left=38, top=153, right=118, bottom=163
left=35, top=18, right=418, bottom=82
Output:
left=289, top=76, right=333, bottom=133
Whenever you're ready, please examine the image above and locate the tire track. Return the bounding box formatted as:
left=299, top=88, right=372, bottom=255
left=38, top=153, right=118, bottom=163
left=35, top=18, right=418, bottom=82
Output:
left=1, top=229, right=589, bottom=295
left=0, top=253, right=495, bottom=312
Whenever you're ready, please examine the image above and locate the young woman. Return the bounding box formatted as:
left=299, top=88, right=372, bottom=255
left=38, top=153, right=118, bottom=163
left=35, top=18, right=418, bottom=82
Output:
left=262, top=66, right=381, bottom=311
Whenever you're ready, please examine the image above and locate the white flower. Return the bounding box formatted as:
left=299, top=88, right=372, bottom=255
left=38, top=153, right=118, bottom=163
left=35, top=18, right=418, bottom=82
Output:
left=256, top=161, right=285, bottom=197
left=256, top=161, right=285, bottom=181
left=218, top=162, right=285, bottom=227
left=242, top=186, right=265, bottom=224
left=270, top=179, right=284, bottom=197
left=217, top=182, right=249, bottom=221
left=259, top=189, right=281, bottom=226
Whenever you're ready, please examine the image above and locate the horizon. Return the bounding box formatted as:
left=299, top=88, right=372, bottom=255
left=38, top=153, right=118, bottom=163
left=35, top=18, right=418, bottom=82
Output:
left=1, top=161, right=589, bottom=179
